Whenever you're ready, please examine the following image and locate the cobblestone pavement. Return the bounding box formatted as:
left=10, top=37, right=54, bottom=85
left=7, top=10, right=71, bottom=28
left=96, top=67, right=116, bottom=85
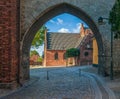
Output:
left=0, top=66, right=116, bottom=99
left=101, top=74, right=120, bottom=99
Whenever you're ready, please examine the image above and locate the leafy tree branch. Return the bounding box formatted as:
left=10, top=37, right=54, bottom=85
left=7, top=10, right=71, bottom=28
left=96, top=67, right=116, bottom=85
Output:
left=109, top=0, right=120, bottom=39
left=31, top=26, right=46, bottom=48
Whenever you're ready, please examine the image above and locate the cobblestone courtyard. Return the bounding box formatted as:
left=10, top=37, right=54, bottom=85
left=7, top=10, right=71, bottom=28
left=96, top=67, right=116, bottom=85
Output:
left=0, top=66, right=116, bottom=99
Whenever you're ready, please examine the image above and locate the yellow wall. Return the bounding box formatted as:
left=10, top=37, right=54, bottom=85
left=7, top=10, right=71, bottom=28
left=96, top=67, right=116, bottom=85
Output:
left=93, top=38, right=98, bottom=65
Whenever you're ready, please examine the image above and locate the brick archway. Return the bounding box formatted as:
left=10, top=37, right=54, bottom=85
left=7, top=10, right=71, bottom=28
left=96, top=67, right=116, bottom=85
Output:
left=21, top=3, right=104, bottom=82
left=0, top=0, right=116, bottom=88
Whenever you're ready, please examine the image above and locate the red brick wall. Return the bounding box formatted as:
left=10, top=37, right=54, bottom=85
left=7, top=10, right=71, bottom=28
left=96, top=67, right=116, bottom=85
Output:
left=46, top=50, right=67, bottom=66
left=30, top=55, right=42, bottom=65
left=79, top=46, right=93, bottom=65
left=30, top=55, right=39, bottom=62
left=79, top=33, right=93, bottom=66
left=0, top=0, right=19, bottom=85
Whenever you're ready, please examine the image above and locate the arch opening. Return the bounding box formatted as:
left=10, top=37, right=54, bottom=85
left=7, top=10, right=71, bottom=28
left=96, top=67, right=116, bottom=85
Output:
left=21, top=3, right=104, bottom=81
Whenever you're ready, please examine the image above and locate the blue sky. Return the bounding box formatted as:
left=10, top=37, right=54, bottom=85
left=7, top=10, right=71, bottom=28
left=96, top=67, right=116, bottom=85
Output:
left=31, top=13, right=88, bottom=56
left=46, top=13, right=88, bottom=33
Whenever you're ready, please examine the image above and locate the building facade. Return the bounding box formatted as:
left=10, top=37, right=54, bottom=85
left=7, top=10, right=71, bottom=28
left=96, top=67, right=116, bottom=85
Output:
left=44, top=24, right=94, bottom=67
left=78, top=24, right=94, bottom=66
left=30, top=55, right=42, bottom=65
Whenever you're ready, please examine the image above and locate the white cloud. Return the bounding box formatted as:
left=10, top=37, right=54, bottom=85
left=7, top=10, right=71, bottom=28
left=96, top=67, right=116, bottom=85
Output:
left=49, top=18, right=63, bottom=25
left=50, top=20, right=55, bottom=24
left=72, top=23, right=82, bottom=33
left=57, top=18, right=63, bottom=25
left=58, top=28, right=70, bottom=33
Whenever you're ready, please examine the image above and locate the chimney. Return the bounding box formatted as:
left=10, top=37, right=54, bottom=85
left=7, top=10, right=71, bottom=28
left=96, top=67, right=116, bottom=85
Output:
left=80, top=23, right=85, bottom=37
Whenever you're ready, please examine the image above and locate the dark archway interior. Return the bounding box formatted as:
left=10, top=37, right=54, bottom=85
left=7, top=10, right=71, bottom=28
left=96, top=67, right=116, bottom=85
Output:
left=21, top=3, right=104, bottom=81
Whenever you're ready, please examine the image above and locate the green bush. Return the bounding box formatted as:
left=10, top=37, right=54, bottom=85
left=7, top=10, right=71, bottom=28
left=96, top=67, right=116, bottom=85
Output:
left=66, top=48, right=80, bottom=58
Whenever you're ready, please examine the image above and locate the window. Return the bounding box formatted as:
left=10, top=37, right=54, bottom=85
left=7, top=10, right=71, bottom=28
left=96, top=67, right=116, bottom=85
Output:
left=84, top=52, right=89, bottom=57
left=54, top=52, right=58, bottom=60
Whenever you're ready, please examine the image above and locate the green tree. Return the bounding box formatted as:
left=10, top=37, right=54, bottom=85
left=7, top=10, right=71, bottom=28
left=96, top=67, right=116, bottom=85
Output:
left=37, top=57, right=43, bottom=63
left=66, top=48, right=80, bottom=58
left=109, top=0, right=120, bottom=39
left=66, top=48, right=80, bottom=66
left=30, top=50, right=39, bottom=57
left=31, top=26, right=46, bottom=48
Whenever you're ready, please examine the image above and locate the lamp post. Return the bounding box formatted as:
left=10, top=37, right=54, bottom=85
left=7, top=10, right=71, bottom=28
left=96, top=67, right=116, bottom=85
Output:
left=110, top=24, right=113, bottom=80
left=98, top=16, right=113, bottom=80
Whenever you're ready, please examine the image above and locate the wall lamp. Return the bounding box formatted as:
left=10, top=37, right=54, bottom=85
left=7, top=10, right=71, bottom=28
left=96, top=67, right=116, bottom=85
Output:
left=98, top=16, right=109, bottom=25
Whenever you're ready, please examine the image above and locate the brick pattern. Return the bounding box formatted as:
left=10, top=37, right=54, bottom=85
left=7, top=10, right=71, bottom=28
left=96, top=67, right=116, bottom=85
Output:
left=113, top=40, right=120, bottom=69
left=78, top=25, right=93, bottom=66
left=113, top=40, right=120, bottom=55
left=46, top=50, right=67, bottom=66
left=103, top=40, right=120, bottom=74
left=0, top=0, right=19, bottom=85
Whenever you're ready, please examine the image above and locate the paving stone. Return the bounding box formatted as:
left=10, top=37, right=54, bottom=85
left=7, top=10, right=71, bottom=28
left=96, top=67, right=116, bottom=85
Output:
left=0, top=66, right=116, bottom=99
